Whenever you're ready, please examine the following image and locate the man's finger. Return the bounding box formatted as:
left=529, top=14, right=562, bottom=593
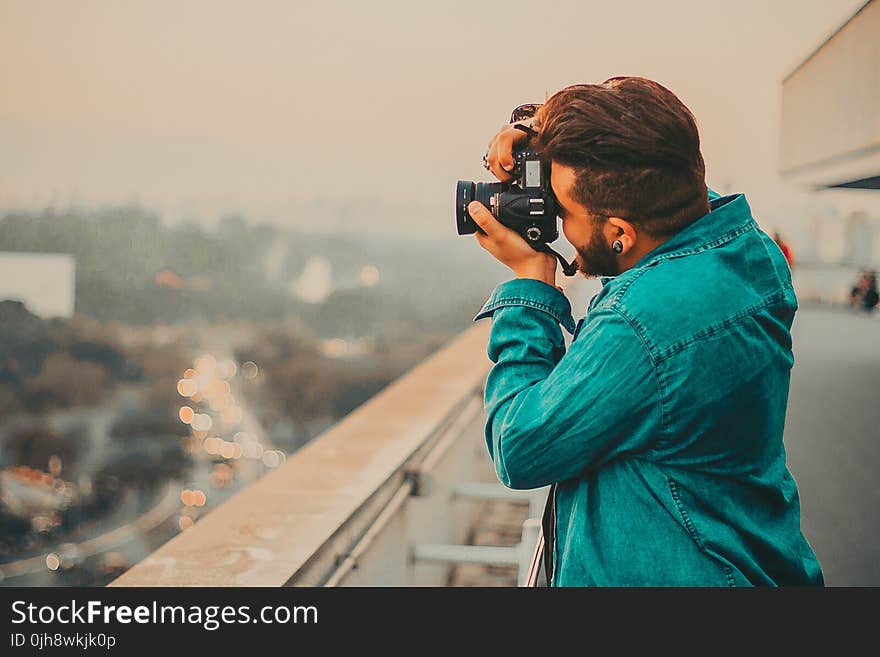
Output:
left=487, top=124, right=530, bottom=182
left=498, top=124, right=529, bottom=174
left=468, top=201, right=502, bottom=238
left=487, top=138, right=512, bottom=182
left=490, top=134, right=516, bottom=181
left=497, top=129, right=517, bottom=174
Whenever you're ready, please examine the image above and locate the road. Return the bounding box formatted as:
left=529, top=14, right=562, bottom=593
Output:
left=0, top=482, right=179, bottom=582
left=785, top=305, right=880, bottom=586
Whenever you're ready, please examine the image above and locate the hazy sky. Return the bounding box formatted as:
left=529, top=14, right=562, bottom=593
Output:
left=0, top=0, right=875, bottom=235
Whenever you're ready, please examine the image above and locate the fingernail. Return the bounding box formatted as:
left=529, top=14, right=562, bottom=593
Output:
left=468, top=201, right=480, bottom=213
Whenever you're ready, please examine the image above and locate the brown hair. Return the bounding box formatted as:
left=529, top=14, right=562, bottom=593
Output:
left=534, top=77, right=709, bottom=237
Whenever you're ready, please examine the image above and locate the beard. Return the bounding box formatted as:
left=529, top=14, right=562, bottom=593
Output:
left=574, top=230, right=620, bottom=278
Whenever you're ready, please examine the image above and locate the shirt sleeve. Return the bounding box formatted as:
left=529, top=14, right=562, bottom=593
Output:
left=474, top=281, right=663, bottom=489
left=473, top=278, right=576, bottom=335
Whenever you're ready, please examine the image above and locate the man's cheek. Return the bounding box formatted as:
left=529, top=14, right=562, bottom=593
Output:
left=560, top=218, right=571, bottom=244
left=560, top=218, right=581, bottom=249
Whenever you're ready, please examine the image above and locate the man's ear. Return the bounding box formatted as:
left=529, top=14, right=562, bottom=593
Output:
left=606, top=217, right=638, bottom=253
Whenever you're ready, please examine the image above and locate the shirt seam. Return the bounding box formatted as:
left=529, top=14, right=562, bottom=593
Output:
left=638, top=217, right=756, bottom=268
left=664, top=474, right=737, bottom=587
left=755, top=224, right=797, bottom=297
left=605, top=264, right=656, bottom=315
left=599, top=217, right=757, bottom=315
left=607, top=306, right=669, bottom=440
left=654, top=290, right=790, bottom=363
left=477, top=297, right=575, bottom=333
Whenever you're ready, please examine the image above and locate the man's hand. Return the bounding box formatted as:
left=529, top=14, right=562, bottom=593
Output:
left=470, top=200, right=557, bottom=285
left=476, top=121, right=557, bottom=286
left=485, top=123, right=531, bottom=181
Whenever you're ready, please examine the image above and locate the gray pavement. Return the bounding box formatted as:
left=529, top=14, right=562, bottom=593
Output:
left=785, top=305, right=880, bottom=586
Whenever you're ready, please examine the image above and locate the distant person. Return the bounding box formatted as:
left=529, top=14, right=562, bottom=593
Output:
left=471, top=77, right=823, bottom=586
left=773, top=231, right=795, bottom=268
left=850, top=269, right=879, bottom=312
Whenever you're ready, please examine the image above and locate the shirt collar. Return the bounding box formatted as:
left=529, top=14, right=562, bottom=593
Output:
left=599, top=193, right=756, bottom=287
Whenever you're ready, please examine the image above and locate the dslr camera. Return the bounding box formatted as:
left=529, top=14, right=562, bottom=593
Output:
left=455, top=104, right=558, bottom=247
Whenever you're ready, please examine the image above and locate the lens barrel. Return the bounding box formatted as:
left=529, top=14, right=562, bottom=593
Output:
left=455, top=181, right=477, bottom=235
left=456, top=180, right=506, bottom=235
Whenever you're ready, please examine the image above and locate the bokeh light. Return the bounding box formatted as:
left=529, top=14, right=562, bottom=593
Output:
left=262, top=450, right=285, bottom=468
left=243, top=442, right=264, bottom=460
left=241, top=361, right=259, bottom=380
left=178, top=406, right=195, bottom=424
left=177, top=378, right=198, bottom=397
left=194, top=354, right=217, bottom=375
left=323, top=338, right=347, bottom=358
left=204, top=380, right=228, bottom=399
left=204, top=437, right=220, bottom=455
left=359, top=264, right=380, bottom=287
left=217, top=360, right=237, bottom=379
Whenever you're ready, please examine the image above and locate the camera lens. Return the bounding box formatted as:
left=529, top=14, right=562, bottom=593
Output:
left=455, top=181, right=476, bottom=235
left=455, top=180, right=504, bottom=235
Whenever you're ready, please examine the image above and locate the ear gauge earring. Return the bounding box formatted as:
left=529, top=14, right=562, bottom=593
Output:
left=612, top=239, right=624, bottom=254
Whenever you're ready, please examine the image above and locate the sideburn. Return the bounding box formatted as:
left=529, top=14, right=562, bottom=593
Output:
left=575, top=225, right=620, bottom=278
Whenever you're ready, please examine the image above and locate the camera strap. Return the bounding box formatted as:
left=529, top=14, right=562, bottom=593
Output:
left=539, top=243, right=578, bottom=277
left=512, top=122, right=538, bottom=138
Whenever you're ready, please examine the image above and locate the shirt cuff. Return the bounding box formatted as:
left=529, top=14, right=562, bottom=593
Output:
left=473, top=278, right=577, bottom=335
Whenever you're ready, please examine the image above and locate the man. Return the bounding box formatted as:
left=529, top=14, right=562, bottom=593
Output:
left=470, top=77, right=823, bottom=586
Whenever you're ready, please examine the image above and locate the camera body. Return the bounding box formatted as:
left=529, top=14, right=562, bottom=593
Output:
left=455, top=109, right=558, bottom=247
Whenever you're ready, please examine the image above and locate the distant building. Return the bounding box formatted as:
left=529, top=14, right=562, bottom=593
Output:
left=780, top=0, right=880, bottom=189
left=0, top=252, right=75, bottom=318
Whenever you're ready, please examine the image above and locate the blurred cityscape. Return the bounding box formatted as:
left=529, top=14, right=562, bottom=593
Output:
left=0, top=206, right=508, bottom=585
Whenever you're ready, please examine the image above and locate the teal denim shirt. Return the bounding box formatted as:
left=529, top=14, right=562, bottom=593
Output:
left=474, top=192, right=824, bottom=586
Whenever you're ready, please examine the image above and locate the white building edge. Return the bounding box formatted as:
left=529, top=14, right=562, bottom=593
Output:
left=780, top=0, right=880, bottom=190
left=0, top=251, right=76, bottom=318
